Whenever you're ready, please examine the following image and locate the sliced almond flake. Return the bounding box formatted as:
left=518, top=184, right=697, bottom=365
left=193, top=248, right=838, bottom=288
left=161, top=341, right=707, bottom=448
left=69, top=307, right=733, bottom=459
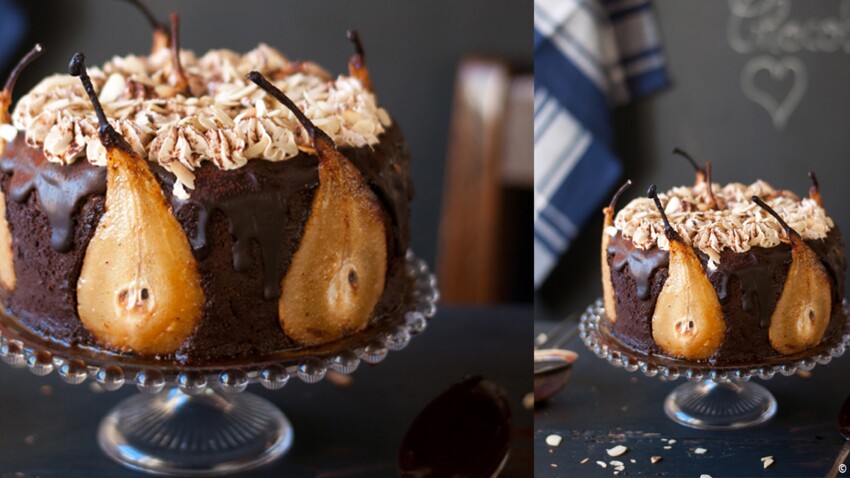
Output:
left=596, top=461, right=607, bottom=468
left=580, top=458, right=589, bottom=464
left=694, top=448, right=707, bottom=455
left=762, top=456, right=774, bottom=469
left=651, top=456, right=662, bottom=464
left=606, top=445, right=628, bottom=457
left=667, top=439, right=677, bottom=444
left=545, top=434, right=562, bottom=447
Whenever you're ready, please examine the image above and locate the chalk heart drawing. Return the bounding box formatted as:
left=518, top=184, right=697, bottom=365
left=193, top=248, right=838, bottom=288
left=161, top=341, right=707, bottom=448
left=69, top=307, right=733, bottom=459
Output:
left=740, top=55, right=807, bottom=131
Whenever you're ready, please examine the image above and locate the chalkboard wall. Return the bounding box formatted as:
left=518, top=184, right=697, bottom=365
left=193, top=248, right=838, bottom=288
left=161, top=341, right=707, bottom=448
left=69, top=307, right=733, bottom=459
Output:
left=539, top=0, right=850, bottom=318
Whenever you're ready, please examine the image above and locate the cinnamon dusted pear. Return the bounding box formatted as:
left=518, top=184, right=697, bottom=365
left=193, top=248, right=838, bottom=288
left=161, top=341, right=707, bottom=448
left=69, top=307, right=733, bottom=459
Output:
left=751, top=196, right=832, bottom=354
left=248, top=71, right=387, bottom=346
left=70, top=53, right=203, bottom=354
left=601, top=180, right=631, bottom=322
left=648, top=185, right=724, bottom=360
left=0, top=44, right=43, bottom=291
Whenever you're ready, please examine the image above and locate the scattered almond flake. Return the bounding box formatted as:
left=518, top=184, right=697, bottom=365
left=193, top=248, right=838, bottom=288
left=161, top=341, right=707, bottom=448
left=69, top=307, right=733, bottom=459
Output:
left=663, top=446, right=672, bottom=450
left=630, top=459, right=636, bottom=463
left=522, top=392, right=534, bottom=410
left=668, top=439, right=677, bottom=444
left=695, top=448, right=708, bottom=455
left=596, top=461, right=607, bottom=468
left=661, top=438, right=669, bottom=442
left=580, top=458, right=589, bottom=464
left=761, top=456, right=774, bottom=469
left=651, top=456, right=662, bottom=464
left=607, top=445, right=628, bottom=457
left=545, top=434, right=562, bottom=447
left=613, top=471, right=619, bottom=475
left=700, top=475, right=712, bottom=478
left=550, top=464, right=557, bottom=468
left=610, top=460, right=624, bottom=467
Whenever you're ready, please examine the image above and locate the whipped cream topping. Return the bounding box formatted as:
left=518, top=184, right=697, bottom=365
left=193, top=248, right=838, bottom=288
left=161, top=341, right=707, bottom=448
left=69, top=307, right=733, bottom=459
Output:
left=610, top=180, right=834, bottom=265
left=11, top=44, right=392, bottom=199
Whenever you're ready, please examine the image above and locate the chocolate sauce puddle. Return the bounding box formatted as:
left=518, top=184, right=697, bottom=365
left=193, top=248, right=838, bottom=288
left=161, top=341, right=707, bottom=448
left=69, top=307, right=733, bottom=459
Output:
left=0, top=138, right=106, bottom=252
left=608, top=237, right=669, bottom=300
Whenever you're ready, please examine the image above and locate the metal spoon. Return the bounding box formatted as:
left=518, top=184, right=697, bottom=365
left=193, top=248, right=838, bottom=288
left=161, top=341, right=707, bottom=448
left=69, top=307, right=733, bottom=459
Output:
left=398, top=376, right=512, bottom=478
left=826, top=393, right=850, bottom=478
left=533, top=315, right=580, bottom=404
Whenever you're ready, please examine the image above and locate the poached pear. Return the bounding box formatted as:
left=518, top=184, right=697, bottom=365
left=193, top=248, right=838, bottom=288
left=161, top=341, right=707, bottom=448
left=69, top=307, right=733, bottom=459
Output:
left=0, top=44, right=44, bottom=291
left=648, top=185, right=725, bottom=360
left=601, top=180, right=631, bottom=322
left=247, top=71, right=387, bottom=346
left=71, top=53, right=204, bottom=354
left=752, top=195, right=832, bottom=354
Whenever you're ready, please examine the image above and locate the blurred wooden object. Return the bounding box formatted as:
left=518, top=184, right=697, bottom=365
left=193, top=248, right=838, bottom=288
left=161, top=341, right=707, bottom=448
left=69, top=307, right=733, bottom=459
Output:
left=437, top=57, right=533, bottom=304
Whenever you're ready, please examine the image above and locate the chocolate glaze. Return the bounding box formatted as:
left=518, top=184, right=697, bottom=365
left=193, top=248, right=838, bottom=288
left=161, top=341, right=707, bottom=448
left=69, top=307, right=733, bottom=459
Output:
left=609, top=238, right=669, bottom=300
left=0, top=120, right=413, bottom=363
left=606, top=229, right=847, bottom=365
left=153, top=156, right=319, bottom=301
left=0, top=139, right=106, bottom=252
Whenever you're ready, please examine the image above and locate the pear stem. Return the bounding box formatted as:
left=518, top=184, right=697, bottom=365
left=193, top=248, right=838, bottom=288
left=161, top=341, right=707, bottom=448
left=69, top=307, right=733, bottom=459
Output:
left=751, top=195, right=798, bottom=238
left=704, top=161, right=718, bottom=209
left=2, top=44, right=44, bottom=113
left=69, top=53, right=131, bottom=151
left=648, top=184, right=678, bottom=239
left=672, top=147, right=706, bottom=178
left=246, top=70, right=333, bottom=145
left=608, top=179, right=632, bottom=211
left=169, top=13, right=189, bottom=93
left=347, top=29, right=365, bottom=60
left=808, top=171, right=822, bottom=205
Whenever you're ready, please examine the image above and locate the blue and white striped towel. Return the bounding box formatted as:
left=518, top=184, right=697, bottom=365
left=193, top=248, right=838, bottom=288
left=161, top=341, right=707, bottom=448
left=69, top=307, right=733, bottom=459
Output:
left=534, top=0, right=670, bottom=288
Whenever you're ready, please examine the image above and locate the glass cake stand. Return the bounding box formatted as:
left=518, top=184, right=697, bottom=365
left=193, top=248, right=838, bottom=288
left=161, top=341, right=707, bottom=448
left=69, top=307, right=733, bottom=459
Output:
left=580, top=299, right=850, bottom=430
left=0, top=250, right=438, bottom=476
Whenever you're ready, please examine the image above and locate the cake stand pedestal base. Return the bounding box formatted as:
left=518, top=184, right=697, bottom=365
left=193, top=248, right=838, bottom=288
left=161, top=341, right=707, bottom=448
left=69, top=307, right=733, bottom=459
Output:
left=98, top=388, right=293, bottom=476
left=663, top=379, right=777, bottom=430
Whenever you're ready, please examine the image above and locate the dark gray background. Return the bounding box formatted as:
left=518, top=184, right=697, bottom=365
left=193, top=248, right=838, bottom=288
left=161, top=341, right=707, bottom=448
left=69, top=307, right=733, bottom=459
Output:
left=4, top=0, right=531, bottom=270
left=538, top=0, right=850, bottom=319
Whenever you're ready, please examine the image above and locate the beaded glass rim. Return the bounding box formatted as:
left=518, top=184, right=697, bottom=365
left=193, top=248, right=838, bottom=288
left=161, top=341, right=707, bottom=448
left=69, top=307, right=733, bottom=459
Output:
left=580, top=298, right=850, bottom=382
left=0, top=250, right=438, bottom=394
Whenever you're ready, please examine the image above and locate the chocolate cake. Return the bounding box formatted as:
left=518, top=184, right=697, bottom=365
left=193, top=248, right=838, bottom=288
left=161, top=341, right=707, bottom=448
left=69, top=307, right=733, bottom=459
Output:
left=0, top=20, right=413, bottom=363
left=601, top=164, right=847, bottom=365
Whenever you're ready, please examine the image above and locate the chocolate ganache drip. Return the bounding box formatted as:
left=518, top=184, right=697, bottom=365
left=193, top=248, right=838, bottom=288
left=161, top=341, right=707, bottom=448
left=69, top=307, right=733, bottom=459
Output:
left=1, top=137, right=106, bottom=252
left=608, top=234, right=669, bottom=300
left=155, top=156, right=319, bottom=301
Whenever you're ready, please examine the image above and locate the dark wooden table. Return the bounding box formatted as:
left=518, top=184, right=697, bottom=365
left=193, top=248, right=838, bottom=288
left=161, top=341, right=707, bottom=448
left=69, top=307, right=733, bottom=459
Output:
left=0, top=306, right=532, bottom=478
left=535, top=317, right=850, bottom=477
